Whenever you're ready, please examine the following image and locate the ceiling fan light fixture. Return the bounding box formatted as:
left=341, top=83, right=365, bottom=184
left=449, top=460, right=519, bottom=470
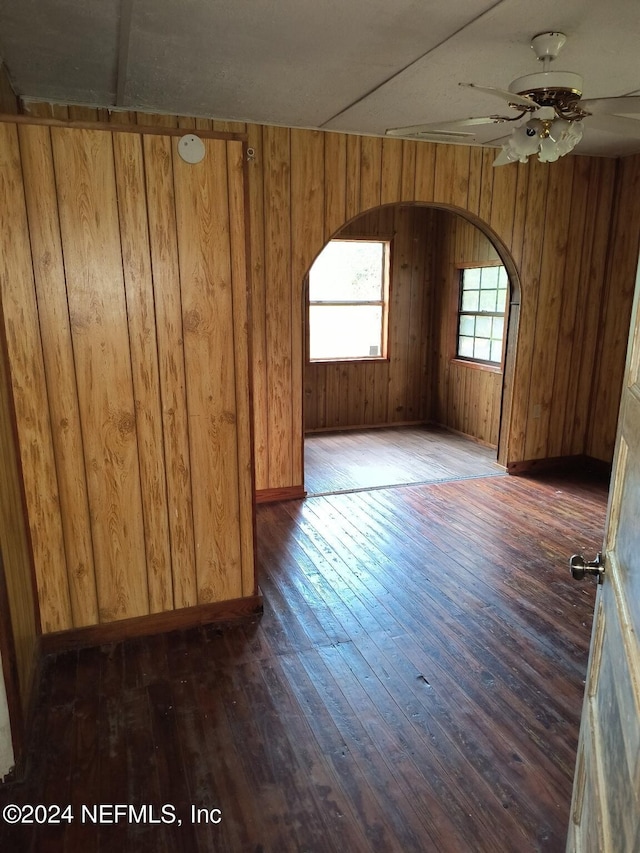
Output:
left=538, top=136, right=563, bottom=163
left=493, top=119, right=544, bottom=165
left=550, top=117, right=583, bottom=153
left=493, top=116, right=583, bottom=166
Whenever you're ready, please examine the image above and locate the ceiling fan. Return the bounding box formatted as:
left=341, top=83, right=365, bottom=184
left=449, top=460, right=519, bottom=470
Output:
left=386, top=32, right=640, bottom=166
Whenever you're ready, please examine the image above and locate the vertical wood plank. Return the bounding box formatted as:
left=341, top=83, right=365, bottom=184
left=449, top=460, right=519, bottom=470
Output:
left=263, top=125, right=293, bottom=488
left=421, top=209, right=438, bottom=421
left=414, top=142, right=435, bottom=201
left=345, top=135, right=362, bottom=222
left=0, top=122, right=72, bottom=632
left=136, top=113, right=178, bottom=128
left=587, top=155, right=640, bottom=461
left=324, top=132, right=347, bottom=240
left=548, top=155, right=590, bottom=457
left=111, top=110, right=138, bottom=126
left=466, top=148, right=484, bottom=217
left=143, top=134, right=198, bottom=609
left=212, top=120, right=247, bottom=134
left=246, top=124, right=269, bottom=491
left=226, top=139, right=257, bottom=596
left=325, top=364, right=339, bottom=429
left=50, top=104, right=70, bottom=121
left=359, top=136, right=382, bottom=212
left=452, top=146, right=472, bottom=210
left=509, top=162, right=530, bottom=273
left=346, top=361, right=366, bottom=426
left=51, top=127, right=148, bottom=623
left=476, top=148, right=495, bottom=227
left=172, top=137, right=243, bottom=603
left=291, top=129, right=325, bottom=485
left=488, top=163, right=517, bottom=249
left=18, top=123, right=98, bottom=627
left=113, top=132, right=174, bottom=613
left=430, top=211, right=449, bottom=425
left=67, top=106, right=100, bottom=122
left=433, top=145, right=470, bottom=209
left=506, top=158, right=549, bottom=462
left=303, top=361, right=317, bottom=431
left=388, top=207, right=412, bottom=422
left=21, top=101, right=54, bottom=118
left=371, top=361, right=388, bottom=424
left=380, top=137, right=403, bottom=206
left=400, top=141, right=417, bottom=201
left=0, top=281, right=40, bottom=709
left=407, top=208, right=431, bottom=421
left=571, top=158, right=617, bottom=455
left=524, top=158, right=575, bottom=460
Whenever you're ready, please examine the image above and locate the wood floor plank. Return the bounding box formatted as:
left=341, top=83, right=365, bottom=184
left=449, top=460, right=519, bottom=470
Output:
left=284, top=491, right=586, bottom=844
left=123, top=687, right=171, bottom=853
left=0, top=464, right=607, bottom=852
left=304, top=425, right=503, bottom=494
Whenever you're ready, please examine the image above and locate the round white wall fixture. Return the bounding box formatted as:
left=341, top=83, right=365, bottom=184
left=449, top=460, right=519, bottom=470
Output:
left=178, top=134, right=206, bottom=164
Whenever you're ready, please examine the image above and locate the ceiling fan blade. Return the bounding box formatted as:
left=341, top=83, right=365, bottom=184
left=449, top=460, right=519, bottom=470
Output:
left=386, top=116, right=506, bottom=139
left=460, top=83, right=539, bottom=110
left=579, top=95, right=640, bottom=115
left=484, top=132, right=514, bottom=146
left=587, top=113, right=640, bottom=137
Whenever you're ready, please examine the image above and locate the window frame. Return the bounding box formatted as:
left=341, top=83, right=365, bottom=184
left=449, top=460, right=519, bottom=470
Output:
left=454, top=261, right=508, bottom=371
left=307, top=237, right=392, bottom=363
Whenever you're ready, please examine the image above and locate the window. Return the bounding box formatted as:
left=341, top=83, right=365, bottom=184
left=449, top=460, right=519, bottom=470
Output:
left=457, top=265, right=508, bottom=365
left=308, top=239, right=389, bottom=361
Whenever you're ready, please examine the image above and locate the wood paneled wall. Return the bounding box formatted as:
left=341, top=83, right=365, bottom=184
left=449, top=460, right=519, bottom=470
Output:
left=587, top=154, right=640, bottom=462
left=0, top=118, right=255, bottom=633
left=0, top=294, right=38, bottom=722
left=246, top=126, right=634, bottom=484
left=304, top=206, right=435, bottom=431
left=12, top=103, right=640, bottom=485
left=431, top=212, right=504, bottom=447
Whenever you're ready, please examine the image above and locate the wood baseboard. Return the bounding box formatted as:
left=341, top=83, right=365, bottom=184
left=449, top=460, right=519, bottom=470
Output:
left=431, top=423, right=498, bottom=450
left=507, top=454, right=612, bottom=480
left=255, top=486, right=306, bottom=503
left=305, top=420, right=425, bottom=435
left=40, top=592, right=264, bottom=656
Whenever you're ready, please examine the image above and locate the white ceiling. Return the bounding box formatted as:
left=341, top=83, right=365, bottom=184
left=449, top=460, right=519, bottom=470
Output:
left=1, top=0, right=639, bottom=157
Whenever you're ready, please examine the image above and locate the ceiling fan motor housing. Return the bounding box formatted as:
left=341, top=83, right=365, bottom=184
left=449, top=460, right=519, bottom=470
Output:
left=509, top=71, right=584, bottom=105
left=510, top=32, right=584, bottom=112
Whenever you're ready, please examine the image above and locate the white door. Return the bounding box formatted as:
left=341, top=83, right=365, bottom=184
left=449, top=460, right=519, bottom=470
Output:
left=567, top=259, right=640, bottom=851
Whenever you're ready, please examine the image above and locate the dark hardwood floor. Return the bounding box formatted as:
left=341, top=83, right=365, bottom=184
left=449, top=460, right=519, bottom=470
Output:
left=0, top=471, right=608, bottom=852
left=304, top=425, right=504, bottom=495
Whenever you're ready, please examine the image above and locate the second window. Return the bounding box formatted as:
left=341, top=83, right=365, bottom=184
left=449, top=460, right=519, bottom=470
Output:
left=457, top=265, right=508, bottom=365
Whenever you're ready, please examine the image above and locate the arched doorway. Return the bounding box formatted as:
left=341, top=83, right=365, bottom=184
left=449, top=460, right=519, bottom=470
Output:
left=301, top=203, right=521, bottom=494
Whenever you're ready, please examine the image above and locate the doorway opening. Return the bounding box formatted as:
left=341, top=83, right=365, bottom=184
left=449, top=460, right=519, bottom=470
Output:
left=302, top=203, right=519, bottom=496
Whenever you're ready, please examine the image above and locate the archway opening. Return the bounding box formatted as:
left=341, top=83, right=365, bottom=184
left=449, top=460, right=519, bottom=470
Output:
left=302, top=202, right=521, bottom=495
